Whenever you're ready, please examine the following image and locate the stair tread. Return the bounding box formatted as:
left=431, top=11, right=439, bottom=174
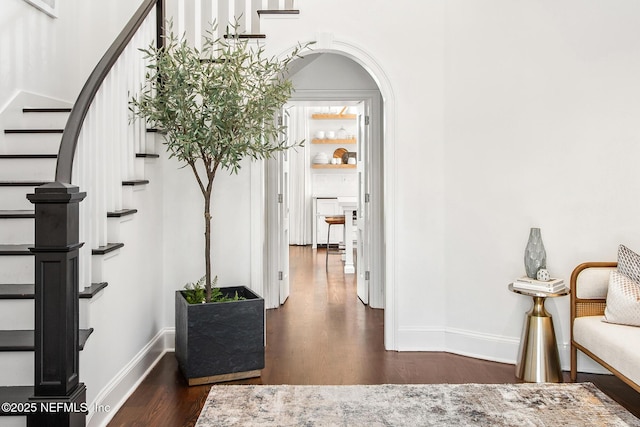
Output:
left=0, top=181, right=49, bottom=187
left=0, top=243, right=126, bottom=255
left=122, top=179, right=149, bottom=186
left=4, top=129, right=64, bottom=134
left=224, top=34, right=266, bottom=39
left=0, top=210, right=136, bottom=219
left=257, top=9, right=300, bottom=15
left=0, top=154, right=57, bottom=159
left=0, top=244, right=32, bottom=255
left=0, top=283, right=108, bottom=299
left=92, top=242, right=124, bottom=255
left=0, top=284, right=34, bottom=299
left=79, top=282, right=108, bottom=298
left=0, top=386, right=33, bottom=414
left=107, top=209, right=138, bottom=218
left=0, top=329, right=93, bottom=351
left=0, top=210, right=35, bottom=219
left=23, top=108, right=72, bottom=113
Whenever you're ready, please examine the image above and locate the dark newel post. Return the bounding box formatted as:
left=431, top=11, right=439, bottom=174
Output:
left=26, top=182, right=87, bottom=427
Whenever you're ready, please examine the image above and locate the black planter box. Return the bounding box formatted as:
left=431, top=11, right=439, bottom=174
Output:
left=175, top=286, right=265, bottom=385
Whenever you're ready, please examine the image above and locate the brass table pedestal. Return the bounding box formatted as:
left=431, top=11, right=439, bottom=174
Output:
left=510, top=284, right=569, bottom=383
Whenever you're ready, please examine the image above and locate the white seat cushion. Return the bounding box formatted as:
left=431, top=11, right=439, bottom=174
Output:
left=574, top=316, right=640, bottom=385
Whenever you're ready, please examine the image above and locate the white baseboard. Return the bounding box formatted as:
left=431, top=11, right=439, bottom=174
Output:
left=395, top=326, right=518, bottom=364
left=395, top=327, right=446, bottom=351
left=395, top=326, right=612, bottom=375
left=87, top=327, right=174, bottom=427
left=445, top=327, right=520, bottom=365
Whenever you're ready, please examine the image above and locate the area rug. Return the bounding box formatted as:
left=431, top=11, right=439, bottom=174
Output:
left=195, top=383, right=640, bottom=426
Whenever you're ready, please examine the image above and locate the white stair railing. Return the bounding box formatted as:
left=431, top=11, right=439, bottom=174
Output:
left=71, top=7, right=158, bottom=289
left=165, top=0, right=297, bottom=48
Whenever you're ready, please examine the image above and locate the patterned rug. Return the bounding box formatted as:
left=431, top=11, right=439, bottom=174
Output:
left=195, top=383, right=640, bottom=426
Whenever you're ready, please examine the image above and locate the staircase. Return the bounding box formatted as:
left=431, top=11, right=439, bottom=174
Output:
left=0, top=1, right=299, bottom=425
left=0, top=91, right=158, bottom=426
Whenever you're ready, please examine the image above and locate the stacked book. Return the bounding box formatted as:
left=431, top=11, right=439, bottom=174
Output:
left=512, top=276, right=565, bottom=293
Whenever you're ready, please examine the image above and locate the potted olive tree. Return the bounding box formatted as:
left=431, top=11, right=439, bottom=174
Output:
left=130, top=22, right=307, bottom=385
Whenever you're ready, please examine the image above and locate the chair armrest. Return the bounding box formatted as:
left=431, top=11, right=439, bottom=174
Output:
left=570, top=262, right=617, bottom=322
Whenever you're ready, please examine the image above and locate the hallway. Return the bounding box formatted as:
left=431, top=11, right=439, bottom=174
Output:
left=107, top=246, right=640, bottom=426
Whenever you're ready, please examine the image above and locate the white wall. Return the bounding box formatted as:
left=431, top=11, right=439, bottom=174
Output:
left=160, top=156, right=253, bottom=327
left=259, top=0, right=640, bottom=365
left=291, top=53, right=380, bottom=91
left=443, top=0, right=640, bottom=364
left=1, top=0, right=144, bottom=109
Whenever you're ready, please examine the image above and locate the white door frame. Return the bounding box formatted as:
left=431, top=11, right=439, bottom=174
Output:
left=250, top=43, right=397, bottom=350
left=263, top=89, right=384, bottom=305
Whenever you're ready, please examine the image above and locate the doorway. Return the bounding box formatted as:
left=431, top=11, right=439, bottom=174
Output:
left=264, top=52, right=385, bottom=311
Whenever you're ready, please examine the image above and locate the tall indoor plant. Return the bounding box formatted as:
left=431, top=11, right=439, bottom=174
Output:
left=130, top=22, right=308, bottom=383
left=132, top=22, right=305, bottom=301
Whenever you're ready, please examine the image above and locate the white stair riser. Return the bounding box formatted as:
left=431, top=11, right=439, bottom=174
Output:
left=15, top=113, right=69, bottom=130
left=0, top=159, right=56, bottom=181
left=0, top=352, right=33, bottom=386
left=0, top=300, right=33, bottom=329
left=0, top=219, right=33, bottom=244
left=0, top=300, right=91, bottom=330
left=92, top=250, right=121, bottom=283
left=0, top=187, right=36, bottom=210
left=2, top=134, right=61, bottom=155
left=0, top=256, right=33, bottom=283
left=134, top=157, right=145, bottom=180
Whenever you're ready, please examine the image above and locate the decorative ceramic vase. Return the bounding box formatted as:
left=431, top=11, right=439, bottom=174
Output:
left=524, top=228, right=546, bottom=278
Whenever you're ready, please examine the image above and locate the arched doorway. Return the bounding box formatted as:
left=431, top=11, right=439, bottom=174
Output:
left=266, top=52, right=385, bottom=302
left=252, top=43, right=397, bottom=349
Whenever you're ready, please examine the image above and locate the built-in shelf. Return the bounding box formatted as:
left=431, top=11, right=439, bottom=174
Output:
left=311, top=113, right=356, bottom=120
left=312, top=138, right=356, bottom=144
left=312, top=164, right=356, bottom=169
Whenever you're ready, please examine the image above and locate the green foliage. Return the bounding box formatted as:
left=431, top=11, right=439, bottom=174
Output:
left=130, top=19, right=310, bottom=302
left=183, top=276, right=246, bottom=304
left=130, top=20, right=309, bottom=176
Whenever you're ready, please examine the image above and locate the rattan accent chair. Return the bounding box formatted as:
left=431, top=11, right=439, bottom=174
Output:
left=570, top=261, right=640, bottom=393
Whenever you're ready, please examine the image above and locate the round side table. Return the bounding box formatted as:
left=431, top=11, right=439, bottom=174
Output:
left=509, top=284, right=569, bottom=383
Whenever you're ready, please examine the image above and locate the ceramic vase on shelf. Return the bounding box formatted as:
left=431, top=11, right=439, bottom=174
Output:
left=524, top=227, right=546, bottom=278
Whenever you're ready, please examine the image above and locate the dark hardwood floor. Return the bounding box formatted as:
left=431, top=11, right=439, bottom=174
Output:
left=108, top=246, right=640, bottom=426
